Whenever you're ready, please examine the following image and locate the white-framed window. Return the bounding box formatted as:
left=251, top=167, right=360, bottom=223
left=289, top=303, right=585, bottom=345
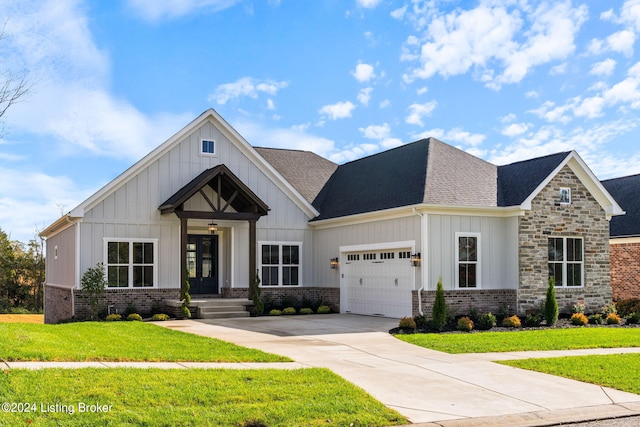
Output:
left=455, top=233, right=480, bottom=288
left=200, top=139, right=216, bottom=155
left=548, top=237, right=583, bottom=287
left=259, top=242, right=301, bottom=286
left=103, top=239, right=158, bottom=288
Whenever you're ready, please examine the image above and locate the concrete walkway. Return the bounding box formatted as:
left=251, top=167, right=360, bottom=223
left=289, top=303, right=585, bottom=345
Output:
left=159, top=315, right=640, bottom=426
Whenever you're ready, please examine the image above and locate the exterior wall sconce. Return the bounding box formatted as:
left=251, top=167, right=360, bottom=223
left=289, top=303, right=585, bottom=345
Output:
left=411, top=253, right=421, bottom=267
left=208, top=222, right=218, bottom=234
left=330, top=257, right=339, bottom=269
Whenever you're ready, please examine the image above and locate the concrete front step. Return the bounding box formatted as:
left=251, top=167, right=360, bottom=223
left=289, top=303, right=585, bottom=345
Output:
left=165, top=298, right=253, bottom=319
left=199, top=311, right=250, bottom=319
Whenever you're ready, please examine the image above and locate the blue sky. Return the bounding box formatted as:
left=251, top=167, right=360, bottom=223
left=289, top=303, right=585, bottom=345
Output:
left=2, top=0, right=640, bottom=243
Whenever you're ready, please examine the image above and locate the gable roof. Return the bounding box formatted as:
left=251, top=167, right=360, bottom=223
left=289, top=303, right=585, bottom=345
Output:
left=602, top=174, right=640, bottom=238
left=254, top=147, right=338, bottom=204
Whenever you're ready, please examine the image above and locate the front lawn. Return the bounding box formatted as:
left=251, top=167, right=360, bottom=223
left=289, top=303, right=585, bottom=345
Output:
left=0, top=368, right=406, bottom=427
left=0, top=322, right=288, bottom=362
left=395, top=328, right=640, bottom=354
left=501, top=353, right=640, bottom=395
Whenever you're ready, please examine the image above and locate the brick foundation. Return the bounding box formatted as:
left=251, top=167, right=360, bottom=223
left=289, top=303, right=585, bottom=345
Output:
left=222, top=287, right=340, bottom=312
left=73, top=288, right=181, bottom=320
left=413, top=289, right=517, bottom=317
left=610, top=242, right=640, bottom=301
left=44, top=285, right=74, bottom=324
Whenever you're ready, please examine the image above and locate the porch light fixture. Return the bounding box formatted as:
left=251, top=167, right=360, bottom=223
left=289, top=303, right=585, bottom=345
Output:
left=410, top=253, right=421, bottom=267
left=330, top=257, right=339, bottom=269
left=208, top=222, right=218, bottom=234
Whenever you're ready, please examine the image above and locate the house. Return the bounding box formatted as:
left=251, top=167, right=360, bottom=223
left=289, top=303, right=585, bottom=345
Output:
left=602, top=174, right=640, bottom=301
left=41, top=109, right=624, bottom=323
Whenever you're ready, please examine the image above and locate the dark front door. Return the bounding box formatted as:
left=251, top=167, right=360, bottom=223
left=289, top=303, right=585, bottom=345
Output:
left=187, top=235, right=219, bottom=294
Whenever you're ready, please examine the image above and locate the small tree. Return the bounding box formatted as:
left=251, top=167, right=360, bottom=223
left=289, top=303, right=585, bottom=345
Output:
left=432, top=278, right=447, bottom=332
left=81, top=263, right=106, bottom=320
left=544, top=276, right=559, bottom=326
left=252, top=269, right=264, bottom=316
left=181, top=269, right=191, bottom=319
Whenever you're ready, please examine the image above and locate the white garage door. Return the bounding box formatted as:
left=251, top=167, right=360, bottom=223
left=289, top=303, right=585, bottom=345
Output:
left=342, top=249, right=414, bottom=318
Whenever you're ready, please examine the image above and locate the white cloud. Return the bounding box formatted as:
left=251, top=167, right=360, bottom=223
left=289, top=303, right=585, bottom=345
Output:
left=416, top=86, right=428, bottom=95
left=590, top=58, right=617, bottom=76
left=356, top=0, right=382, bottom=9
left=573, top=96, right=605, bottom=119
left=619, top=0, right=640, bottom=31
left=415, top=127, right=485, bottom=147
left=329, top=143, right=380, bottom=163
left=126, top=0, right=241, bottom=22
left=501, top=122, right=530, bottom=137
left=359, top=123, right=390, bottom=140
left=352, top=63, right=376, bottom=82
left=405, top=101, right=437, bottom=126
left=391, top=5, right=408, bottom=20
left=608, top=30, right=636, bottom=56
left=208, top=77, right=289, bottom=105
left=357, top=87, right=373, bottom=106
left=319, top=101, right=356, bottom=120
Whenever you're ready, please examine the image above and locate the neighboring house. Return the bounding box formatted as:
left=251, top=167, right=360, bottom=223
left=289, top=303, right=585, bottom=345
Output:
left=602, top=174, right=640, bottom=301
left=41, top=109, right=624, bottom=323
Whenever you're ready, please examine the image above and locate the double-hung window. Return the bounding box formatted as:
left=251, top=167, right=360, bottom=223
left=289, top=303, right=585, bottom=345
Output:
left=548, top=237, right=583, bottom=287
left=456, top=233, right=480, bottom=288
left=259, top=242, right=301, bottom=286
left=104, top=239, right=157, bottom=288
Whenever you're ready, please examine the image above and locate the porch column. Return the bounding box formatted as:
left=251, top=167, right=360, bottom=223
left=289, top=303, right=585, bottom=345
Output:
left=180, top=217, right=188, bottom=299
left=248, top=219, right=257, bottom=300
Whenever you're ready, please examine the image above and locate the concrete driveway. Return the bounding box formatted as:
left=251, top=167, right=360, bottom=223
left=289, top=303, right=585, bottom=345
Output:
left=162, top=314, right=640, bottom=426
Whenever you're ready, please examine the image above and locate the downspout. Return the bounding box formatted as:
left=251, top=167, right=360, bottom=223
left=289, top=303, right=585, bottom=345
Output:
left=412, top=208, right=428, bottom=316
left=70, top=215, right=79, bottom=319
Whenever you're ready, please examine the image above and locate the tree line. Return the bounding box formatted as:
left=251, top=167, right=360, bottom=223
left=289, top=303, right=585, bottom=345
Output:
left=0, top=227, right=44, bottom=313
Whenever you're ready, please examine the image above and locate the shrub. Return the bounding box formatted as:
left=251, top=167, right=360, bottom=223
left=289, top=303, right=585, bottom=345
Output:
left=570, top=313, right=588, bottom=326
left=431, top=278, right=447, bottom=332
left=524, top=313, right=542, bottom=327
left=602, top=302, right=617, bottom=316
left=616, top=298, right=640, bottom=317
left=502, top=315, right=521, bottom=328
left=81, top=263, right=107, bottom=320
left=299, top=308, right=313, bottom=315
left=589, top=313, right=603, bottom=325
left=252, top=270, right=264, bottom=316
left=413, top=314, right=428, bottom=330
left=124, top=302, right=138, bottom=317
left=626, top=312, right=640, bottom=324
left=457, top=316, right=474, bottom=332
left=606, top=313, right=621, bottom=325
left=571, top=302, right=585, bottom=314
left=468, top=306, right=481, bottom=323
left=127, top=313, right=143, bottom=321
left=151, top=313, right=170, bottom=321
left=544, top=277, right=559, bottom=326
left=495, top=303, right=510, bottom=324
left=477, top=312, right=496, bottom=330
left=268, top=309, right=282, bottom=316
left=150, top=299, right=165, bottom=315
left=399, top=317, right=417, bottom=331
left=316, top=305, right=331, bottom=314
left=282, top=307, right=296, bottom=315
left=105, top=313, right=122, bottom=321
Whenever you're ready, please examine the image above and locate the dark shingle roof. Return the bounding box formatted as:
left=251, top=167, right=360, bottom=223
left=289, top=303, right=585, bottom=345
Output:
left=602, top=174, right=640, bottom=237
left=312, top=140, right=430, bottom=220
left=497, top=152, right=571, bottom=206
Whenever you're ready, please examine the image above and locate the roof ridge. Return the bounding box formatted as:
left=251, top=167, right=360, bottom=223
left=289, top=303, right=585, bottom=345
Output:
left=601, top=172, right=640, bottom=183
left=497, top=151, right=572, bottom=168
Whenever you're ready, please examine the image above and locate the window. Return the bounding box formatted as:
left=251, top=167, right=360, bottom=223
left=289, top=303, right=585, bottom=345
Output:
left=456, top=234, right=480, bottom=288
left=347, top=254, right=360, bottom=261
left=548, top=237, right=583, bottom=287
left=399, top=251, right=411, bottom=259
left=201, top=139, right=215, bottom=155
left=104, top=239, right=157, bottom=288
left=380, top=252, right=395, bottom=260
left=260, top=243, right=301, bottom=286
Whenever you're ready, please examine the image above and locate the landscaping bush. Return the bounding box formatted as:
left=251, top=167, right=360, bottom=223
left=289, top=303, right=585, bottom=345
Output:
left=81, top=263, right=107, bottom=320
left=502, top=315, right=521, bottom=328
left=477, top=312, right=496, bottom=330
left=625, top=312, right=640, bottom=324
left=151, top=313, right=170, bottom=321
left=127, top=313, right=143, bottom=321
left=105, top=314, right=122, bottom=321
left=299, top=308, right=313, bottom=315
left=468, top=306, right=481, bottom=323
left=124, top=302, right=139, bottom=318
left=606, top=313, right=622, bottom=325
left=603, top=302, right=617, bottom=316
left=571, top=302, right=586, bottom=314
left=570, top=313, right=588, bottom=326
left=457, top=316, right=474, bottom=332
left=544, top=277, right=559, bottom=326
left=616, top=298, right=640, bottom=317
left=282, top=307, right=297, bottom=315
left=524, top=313, right=542, bottom=327
left=150, top=299, right=166, bottom=315
left=431, top=278, right=447, bottom=332
left=495, top=303, right=510, bottom=324
left=589, top=313, right=603, bottom=325
left=413, top=314, right=429, bottom=330
left=399, top=317, right=416, bottom=331
left=317, top=305, right=331, bottom=314
left=269, top=309, right=282, bottom=316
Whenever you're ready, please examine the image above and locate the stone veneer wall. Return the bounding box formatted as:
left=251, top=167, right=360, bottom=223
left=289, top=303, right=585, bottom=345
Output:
left=610, top=242, right=640, bottom=301
left=73, top=288, right=181, bottom=320
left=222, top=287, right=340, bottom=313
left=518, top=165, right=611, bottom=314
left=412, top=289, right=517, bottom=317
left=44, top=285, right=74, bottom=324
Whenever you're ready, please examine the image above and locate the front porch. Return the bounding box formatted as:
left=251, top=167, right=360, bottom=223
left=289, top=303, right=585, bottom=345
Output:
left=165, top=297, right=253, bottom=319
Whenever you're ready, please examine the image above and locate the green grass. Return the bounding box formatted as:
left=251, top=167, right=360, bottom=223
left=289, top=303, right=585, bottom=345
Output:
left=0, top=322, right=289, bottom=362
left=395, top=328, right=640, bottom=354
left=501, top=353, right=640, bottom=395
left=0, top=368, right=406, bottom=427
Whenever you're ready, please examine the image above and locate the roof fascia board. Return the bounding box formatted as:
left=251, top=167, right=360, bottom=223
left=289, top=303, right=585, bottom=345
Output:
left=610, top=236, right=640, bottom=244
left=69, top=109, right=318, bottom=219
left=39, top=215, right=80, bottom=238
left=310, top=204, right=523, bottom=229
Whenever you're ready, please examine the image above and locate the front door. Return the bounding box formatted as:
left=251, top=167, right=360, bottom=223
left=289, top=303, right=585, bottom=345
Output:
left=187, top=235, right=219, bottom=294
